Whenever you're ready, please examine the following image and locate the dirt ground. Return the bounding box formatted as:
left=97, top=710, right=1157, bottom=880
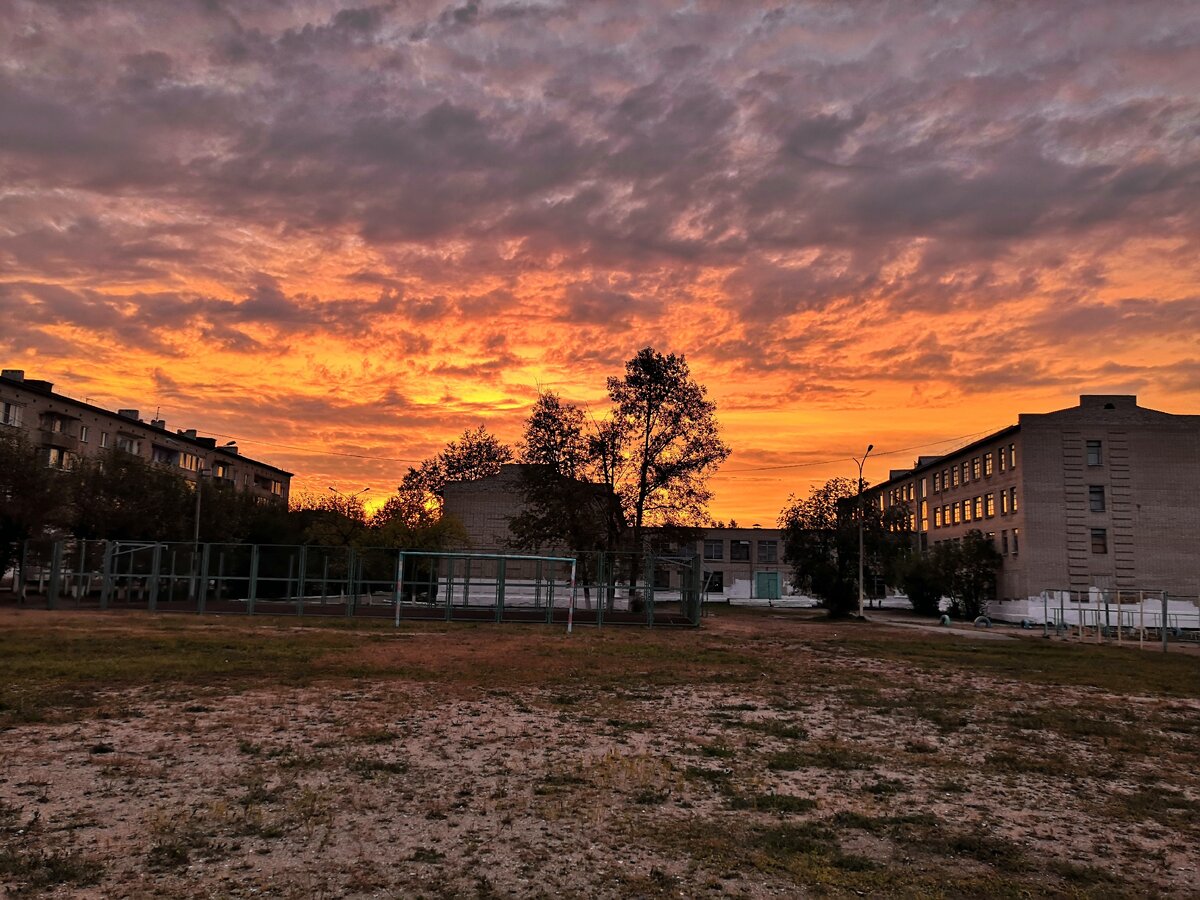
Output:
left=1, top=607, right=1197, bottom=898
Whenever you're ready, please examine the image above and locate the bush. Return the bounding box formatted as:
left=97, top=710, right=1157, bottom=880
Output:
left=898, top=554, right=945, bottom=616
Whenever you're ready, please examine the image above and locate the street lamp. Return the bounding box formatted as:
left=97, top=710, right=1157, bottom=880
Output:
left=190, top=467, right=212, bottom=601
left=854, top=444, right=874, bottom=619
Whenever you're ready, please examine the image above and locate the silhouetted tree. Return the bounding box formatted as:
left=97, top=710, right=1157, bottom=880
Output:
left=941, top=530, right=1003, bottom=620
left=0, top=431, right=71, bottom=576
left=606, top=347, right=730, bottom=551
left=398, top=425, right=514, bottom=519
left=778, top=477, right=910, bottom=618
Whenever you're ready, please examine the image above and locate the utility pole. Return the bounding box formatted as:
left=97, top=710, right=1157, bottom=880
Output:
left=190, top=467, right=211, bottom=601
left=854, top=444, right=874, bottom=619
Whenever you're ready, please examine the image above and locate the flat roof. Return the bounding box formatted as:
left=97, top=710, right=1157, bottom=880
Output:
left=0, top=374, right=294, bottom=477
left=866, top=423, right=1019, bottom=494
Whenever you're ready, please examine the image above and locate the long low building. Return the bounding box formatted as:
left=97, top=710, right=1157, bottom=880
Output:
left=0, top=369, right=291, bottom=503
left=441, top=464, right=792, bottom=600
left=866, top=394, right=1200, bottom=611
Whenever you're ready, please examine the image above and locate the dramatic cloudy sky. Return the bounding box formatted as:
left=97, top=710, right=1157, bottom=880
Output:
left=3, top=0, right=1198, bottom=520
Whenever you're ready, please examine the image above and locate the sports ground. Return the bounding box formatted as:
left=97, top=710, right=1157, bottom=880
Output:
left=1, top=607, right=1197, bottom=897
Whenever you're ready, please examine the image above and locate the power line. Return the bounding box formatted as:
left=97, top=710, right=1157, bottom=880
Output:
left=715, top=428, right=1000, bottom=475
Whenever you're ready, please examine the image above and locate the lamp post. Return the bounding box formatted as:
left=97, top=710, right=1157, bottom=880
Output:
left=190, top=467, right=212, bottom=601
left=854, top=444, right=874, bottom=619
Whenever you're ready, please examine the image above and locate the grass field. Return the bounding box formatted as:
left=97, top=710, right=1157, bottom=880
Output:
left=1, top=606, right=1197, bottom=898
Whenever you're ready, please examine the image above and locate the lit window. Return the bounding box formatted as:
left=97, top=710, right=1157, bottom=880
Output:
left=934, top=507, right=943, bottom=528
left=998, top=448, right=1007, bottom=473
left=1090, top=528, right=1108, bottom=554
left=1009, top=443, right=1017, bottom=469
left=703, top=539, right=723, bottom=561
left=952, top=504, right=961, bottom=525
left=983, top=453, right=993, bottom=477
left=1088, top=485, right=1105, bottom=512
left=985, top=493, right=995, bottom=517
left=1086, top=440, right=1102, bottom=466
left=972, top=497, right=982, bottom=519
left=951, top=467, right=959, bottom=488
left=1012, top=528, right=1020, bottom=555
left=1010, top=487, right=1018, bottom=513
left=933, top=472, right=941, bottom=493
left=180, top=452, right=199, bottom=472
left=962, top=499, right=972, bottom=523
left=972, top=457, right=981, bottom=480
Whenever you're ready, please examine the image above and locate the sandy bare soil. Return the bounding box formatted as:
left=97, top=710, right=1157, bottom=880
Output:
left=1, top=609, right=1197, bottom=897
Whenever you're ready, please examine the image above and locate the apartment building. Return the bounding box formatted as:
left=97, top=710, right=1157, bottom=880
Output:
left=866, top=395, right=1200, bottom=603
left=0, top=369, right=292, bottom=503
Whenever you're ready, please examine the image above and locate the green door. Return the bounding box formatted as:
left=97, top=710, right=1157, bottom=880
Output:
left=755, top=571, right=780, bottom=600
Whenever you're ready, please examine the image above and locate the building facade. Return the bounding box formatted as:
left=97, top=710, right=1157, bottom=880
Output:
left=0, top=369, right=292, bottom=503
left=441, top=465, right=791, bottom=600
left=867, top=395, right=1200, bottom=603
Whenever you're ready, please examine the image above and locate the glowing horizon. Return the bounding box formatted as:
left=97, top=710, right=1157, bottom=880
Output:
left=3, top=1, right=1198, bottom=524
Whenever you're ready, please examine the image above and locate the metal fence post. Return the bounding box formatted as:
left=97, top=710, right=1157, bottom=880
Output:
left=1161, top=591, right=1169, bottom=652
left=99, top=541, right=114, bottom=611
left=393, top=551, right=404, bottom=627
left=296, top=545, right=307, bottom=617
left=496, top=558, right=506, bottom=623
left=248, top=544, right=259, bottom=616
left=198, top=543, right=210, bottom=614
left=47, top=540, right=63, bottom=610
left=147, top=543, right=162, bottom=612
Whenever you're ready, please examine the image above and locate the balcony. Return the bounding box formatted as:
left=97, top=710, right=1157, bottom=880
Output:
left=40, top=429, right=78, bottom=452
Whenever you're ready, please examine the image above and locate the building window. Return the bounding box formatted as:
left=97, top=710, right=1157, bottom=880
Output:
left=1000, top=490, right=1009, bottom=515
left=1011, top=527, right=1020, bottom=555
left=270, top=480, right=282, bottom=496
left=180, top=452, right=199, bottom=472
left=962, top=500, right=971, bottom=523
left=920, top=500, right=928, bottom=531
left=961, top=462, right=969, bottom=484
left=952, top=504, right=961, bottom=525
left=654, top=566, right=671, bottom=590
left=704, top=570, right=724, bottom=593
left=972, top=457, right=981, bottom=480
left=730, top=540, right=750, bottom=561
left=151, top=445, right=177, bottom=466
left=984, top=453, right=994, bottom=477
left=1009, top=443, right=1017, bottom=469
left=950, top=467, right=958, bottom=488
left=213, top=462, right=230, bottom=480
left=972, top=497, right=982, bottom=519
left=1088, top=485, right=1105, bottom=513
left=985, top=531, right=996, bottom=549
left=115, top=436, right=140, bottom=455
left=998, top=447, right=1007, bottom=473
left=985, top=493, right=995, bottom=517
left=757, top=541, right=778, bottom=564
left=0, top=402, right=21, bottom=427
left=79, top=425, right=89, bottom=443
left=703, top=539, right=723, bottom=561
left=1010, top=486, right=1018, bottom=513
left=1001, top=530, right=1009, bottom=555
left=100, top=432, right=109, bottom=448
left=1086, top=440, right=1102, bottom=466
left=932, top=472, right=941, bottom=493
left=934, top=507, right=943, bottom=528
left=46, top=447, right=74, bottom=469
left=1090, top=528, right=1108, bottom=554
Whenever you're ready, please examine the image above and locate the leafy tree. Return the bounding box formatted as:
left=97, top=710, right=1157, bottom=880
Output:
left=0, top=431, right=72, bottom=577
left=606, top=347, right=730, bottom=551
left=778, top=477, right=911, bottom=618
left=897, top=551, right=946, bottom=617
left=398, top=426, right=514, bottom=519
left=72, top=451, right=193, bottom=542
left=941, top=530, right=1002, bottom=620
left=291, top=491, right=370, bottom=547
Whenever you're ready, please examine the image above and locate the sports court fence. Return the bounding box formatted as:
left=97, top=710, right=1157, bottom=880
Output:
left=1028, top=588, right=1200, bottom=650
left=0, top=538, right=702, bottom=627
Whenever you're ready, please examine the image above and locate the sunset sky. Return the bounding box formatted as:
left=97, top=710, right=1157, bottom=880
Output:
left=3, top=1, right=1198, bottom=523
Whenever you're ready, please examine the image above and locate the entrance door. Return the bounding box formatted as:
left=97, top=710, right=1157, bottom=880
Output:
left=755, top=571, right=780, bottom=600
